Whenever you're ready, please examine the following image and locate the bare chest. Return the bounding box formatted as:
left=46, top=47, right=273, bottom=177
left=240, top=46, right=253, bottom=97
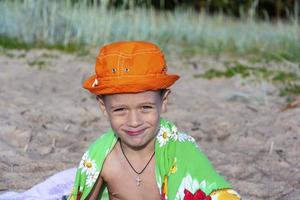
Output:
left=101, top=149, right=161, bottom=200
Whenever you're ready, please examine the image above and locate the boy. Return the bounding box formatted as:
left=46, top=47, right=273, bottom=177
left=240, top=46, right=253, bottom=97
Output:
left=69, top=41, right=241, bottom=200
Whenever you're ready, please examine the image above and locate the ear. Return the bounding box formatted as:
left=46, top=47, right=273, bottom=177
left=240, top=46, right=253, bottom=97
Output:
left=96, top=95, right=108, bottom=117
left=161, top=89, right=171, bottom=113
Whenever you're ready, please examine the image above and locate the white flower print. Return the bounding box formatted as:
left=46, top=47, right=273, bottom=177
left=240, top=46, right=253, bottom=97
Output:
left=171, top=133, right=179, bottom=141
left=79, top=152, right=89, bottom=168
left=170, top=125, right=179, bottom=140
left=171, top=125, right=178, bottom=134
left=176, top=132, right=196, bottom=144
left=79, top=152, right=98, bottom=175
left=86, top=170, right=100, bottom=188
left=187, top=135, right=196, bottom=143
left=156, top=174, right=162, bottom=194
left=178, top=133, right=189, bottom=142
left=175, top=174, right=202, bottom=200
left=175, top=174, right=215, bottom=200
left=157, top=126, right=171, bottom=147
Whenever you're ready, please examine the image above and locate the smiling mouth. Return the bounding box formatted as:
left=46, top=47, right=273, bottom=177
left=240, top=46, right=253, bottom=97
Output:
left=125, top=128, right=147, bottom=136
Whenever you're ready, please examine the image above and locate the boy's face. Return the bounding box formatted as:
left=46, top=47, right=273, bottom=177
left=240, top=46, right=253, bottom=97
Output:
left=97, top=90, right=169, bottom=149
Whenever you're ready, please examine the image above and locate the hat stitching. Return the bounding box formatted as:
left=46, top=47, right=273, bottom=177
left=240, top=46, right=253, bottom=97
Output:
left=92, top=77, right=174, bottom=85
left=98, top=50, right=162, bottom=59
left=120, top=57, right=125, bottom=76
left=86, top=75, right=179, bottom=94
left=117, top=54, right=121, bottom=77
left=96, top=67, right=168, bottom=79
left=99, top=48, right=159, bottom=56
left=98, top=51, right=160, bottom=59
left=95, top=74, right=171, bottom=80
left=90, top=76, right=176, bottom=90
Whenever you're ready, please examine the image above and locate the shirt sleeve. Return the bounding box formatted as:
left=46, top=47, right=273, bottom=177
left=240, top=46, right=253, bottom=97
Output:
left=170, top=136, right=241, bottom=199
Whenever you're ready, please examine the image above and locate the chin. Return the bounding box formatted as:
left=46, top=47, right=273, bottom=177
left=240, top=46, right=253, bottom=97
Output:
left=123, top=135, right=155, bottom=150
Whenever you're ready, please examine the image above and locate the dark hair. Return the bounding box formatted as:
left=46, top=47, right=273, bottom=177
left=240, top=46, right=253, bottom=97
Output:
left=159, top=89, right=169, bottom=97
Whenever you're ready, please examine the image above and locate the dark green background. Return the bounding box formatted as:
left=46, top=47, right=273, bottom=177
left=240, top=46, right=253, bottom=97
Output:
left=70, top=0, right=298, bottom=19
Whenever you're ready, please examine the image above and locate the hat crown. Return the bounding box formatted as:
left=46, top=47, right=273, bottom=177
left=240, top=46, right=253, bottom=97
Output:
left=95, top=41, right=166, bottom=78
left=83, top=41, right=179, bottom=94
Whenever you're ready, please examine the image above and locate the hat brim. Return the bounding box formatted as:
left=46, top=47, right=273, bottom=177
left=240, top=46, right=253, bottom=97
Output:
left=83, top=74, right=180, bottom=95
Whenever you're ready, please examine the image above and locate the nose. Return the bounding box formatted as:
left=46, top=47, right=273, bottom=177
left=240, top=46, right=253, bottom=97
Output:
left=127, top=110, right=142, bottom=128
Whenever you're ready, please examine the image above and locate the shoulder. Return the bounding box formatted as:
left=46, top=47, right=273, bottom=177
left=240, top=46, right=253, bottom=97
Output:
left=156, top=118, right=199, bottom=150
left=156, top=119, right=209, bottom=168
left=70, top=130, right=117, bottom=199
left=156, top=118, right=211, bottom=166
left=101, top=142, right=119, bottom=179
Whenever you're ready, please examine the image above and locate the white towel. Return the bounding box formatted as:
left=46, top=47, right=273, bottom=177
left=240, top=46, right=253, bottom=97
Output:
left=0, top=168, right=76, bottom=200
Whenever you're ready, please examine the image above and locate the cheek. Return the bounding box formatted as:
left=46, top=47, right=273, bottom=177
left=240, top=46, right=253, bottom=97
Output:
left=144, top=110, right=161, bottom=124
left=108, top=114, right=126, bottom=129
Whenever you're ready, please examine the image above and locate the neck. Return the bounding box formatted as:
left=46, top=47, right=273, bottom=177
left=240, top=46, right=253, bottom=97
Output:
left=119, top=137, right=156, bottom=158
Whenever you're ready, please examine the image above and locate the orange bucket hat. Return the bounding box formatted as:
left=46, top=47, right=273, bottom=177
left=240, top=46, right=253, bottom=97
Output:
left=83, top=41, right=180, bottom=94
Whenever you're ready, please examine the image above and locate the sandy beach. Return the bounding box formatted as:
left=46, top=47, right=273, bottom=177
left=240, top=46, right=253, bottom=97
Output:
left=0, top=49, right=299, bottom=199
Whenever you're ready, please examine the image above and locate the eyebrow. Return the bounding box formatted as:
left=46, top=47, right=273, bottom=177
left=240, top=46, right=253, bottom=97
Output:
left=110, top=102, right=156, bottom=109
left=139, top=102, right=156, bottom=105
left=110, top=105, right=127, bottom=110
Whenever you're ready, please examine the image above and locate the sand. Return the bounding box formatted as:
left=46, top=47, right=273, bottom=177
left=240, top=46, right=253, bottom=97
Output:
left=0, top=49, right=299, bottom=199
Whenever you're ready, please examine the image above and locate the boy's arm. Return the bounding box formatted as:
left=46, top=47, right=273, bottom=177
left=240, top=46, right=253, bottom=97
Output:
left=85, top=175, right=104, bottom=200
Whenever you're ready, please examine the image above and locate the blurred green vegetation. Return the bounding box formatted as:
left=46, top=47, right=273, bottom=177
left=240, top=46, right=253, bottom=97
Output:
left=194, top=63, right=273, bottom=79
left=280, top=85, right=300, bottom=97
left=194, top=63, right=300, bottom=81
left=0, top=35, right=81, bottom=52
left=194, top=62, right=300, bottom=100
left=0, top=0, right=299, bottom=100
left=27, top=59, right=47, bottom=70
left=0, top=0, right=299, bottom=61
